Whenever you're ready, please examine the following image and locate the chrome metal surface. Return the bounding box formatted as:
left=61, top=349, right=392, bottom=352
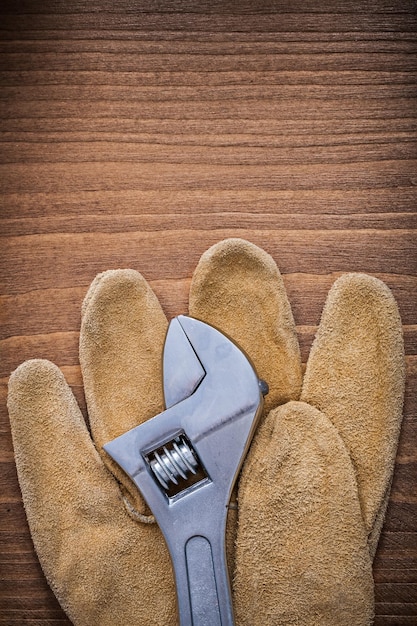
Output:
left=163, top=316, right=206, bottom=409
left=148, top=434, right=200, bottom=493
left=104, top=315, right=265, bottom=626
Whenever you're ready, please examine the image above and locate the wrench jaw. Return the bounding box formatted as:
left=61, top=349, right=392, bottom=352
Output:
left=103, top=316, right=266, bottom=626
left=163, top=316, right=206, bottom=410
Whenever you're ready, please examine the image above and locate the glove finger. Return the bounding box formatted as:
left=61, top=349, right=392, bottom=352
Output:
left=7, top=359, right=177, bottom=626
left=189, top=238, right=302, bottom=415
left=234, top=401, right=374, bottom=626
left=189, top=238, right=302, bottom=577
left=301, top=273, right=405, bottom=556
left=80, top=269, right=168, bottom=515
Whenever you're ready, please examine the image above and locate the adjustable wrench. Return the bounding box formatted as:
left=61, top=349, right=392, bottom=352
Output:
left=104, top=315, right=267, bottom=626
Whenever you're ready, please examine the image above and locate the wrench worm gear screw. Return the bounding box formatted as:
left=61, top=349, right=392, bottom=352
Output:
left=147, top=434, right=207, bottom=496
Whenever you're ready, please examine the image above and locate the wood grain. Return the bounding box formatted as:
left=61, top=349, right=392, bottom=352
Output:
left=1, top=1, right=416, bottom=624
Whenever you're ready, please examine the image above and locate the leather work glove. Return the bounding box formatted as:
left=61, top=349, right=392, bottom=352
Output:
left=190, top=240, right=405, bottom=625
left=7, top=239, right=404, bottom=625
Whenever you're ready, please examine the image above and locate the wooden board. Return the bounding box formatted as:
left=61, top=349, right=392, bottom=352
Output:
left=1, top=1, right=416, bottom=623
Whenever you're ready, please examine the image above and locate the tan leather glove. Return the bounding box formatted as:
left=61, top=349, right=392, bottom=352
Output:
left=190, top=240, right=404, bottom=625
left=7, top=239, right=404, bottom=625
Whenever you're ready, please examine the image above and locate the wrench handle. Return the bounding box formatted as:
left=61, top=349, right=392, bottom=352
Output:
left=173, top=534, right=235, bottom=626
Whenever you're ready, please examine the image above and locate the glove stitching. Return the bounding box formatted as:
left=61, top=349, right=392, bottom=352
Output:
left=122, top=495, right=156, bottom=524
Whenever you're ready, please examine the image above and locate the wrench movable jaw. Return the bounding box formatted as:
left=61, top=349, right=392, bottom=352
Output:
left=103, top=316, right=267, bottom=626
left=163, top=316, right=206, bottom=409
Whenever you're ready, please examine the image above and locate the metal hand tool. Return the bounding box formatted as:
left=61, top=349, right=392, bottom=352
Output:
left=104, top=315, right=267, bottom=626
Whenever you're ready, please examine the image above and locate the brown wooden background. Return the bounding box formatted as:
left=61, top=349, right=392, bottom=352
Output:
left=1, top=1, right=416, bottom=624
